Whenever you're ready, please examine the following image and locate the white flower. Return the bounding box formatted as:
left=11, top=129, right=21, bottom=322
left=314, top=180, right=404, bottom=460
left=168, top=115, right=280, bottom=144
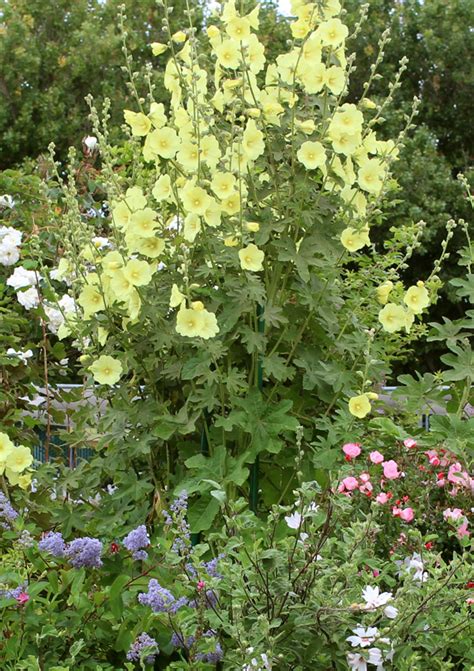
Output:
left=7, top=266, right=39, bottom=290
left=83, top=135, right=98, bottom=153
left=0, top=225, right=22, bottom=245
left=285, top=511, right=302, bottom=529
left=91, top=236, right=110, bottom=249
left=17, top=287, right=40, bottom=310
left=347, top=626, right=379, bottom=648
left=6, top=348, right=33, bottom=363
left=0, top=243, right=20, bottom=266
left=0, top=194, right=15, bottom=208
left=383, top=604, right=398, bottom=619
left=396, top=553, right=428, bottom=583
left=44, top=295, right=76, bottom=334
left=362, top=586, right=393, bottom=609
left=347, top=652, right=367, bottom=670
left=368, top=647, right=384, bottom=668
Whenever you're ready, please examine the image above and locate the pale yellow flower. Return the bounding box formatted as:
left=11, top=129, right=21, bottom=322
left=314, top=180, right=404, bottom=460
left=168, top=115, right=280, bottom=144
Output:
left=181, top=185, right=212, bottom=216
left=201, top=135, right=221, bottom=168
left=124, top=110, right=152, bottom=137
left=77, top=285, right=105, bottom=319
left=101, top=251, right=124, bottom=275
left=297, top=141, right=326, bottom=170
left=239, top=243, right=264, bottom=272
left=145, top=127, right=181, bottom=159
left=358, top=159, right=385, bottom=194
left=5, top=445, right=33, bottom=473
left=129, top=237, right=165, bottom=259
left=0, top=432, right=14, bottom=461
left=152, top=174, right=173, bottom=202
left=183, top=214, right=202, bottom=242
left=112, top=201, right=132, bottom=230
left=246, top=34, right=266, bottom=73
left=149, top=102, right=167, bottom=128
left=123, top=259, right=153, bottom=287
left=125, top=187, right=147, bottom=211
left=378, top=303, right=407, bottom=333
left=176, top=306, right=205, bottom=337
left=170, top=284, right=186, bottom=308
left=317, top=18, right=348, bottom=47
left=211, top=172, right=236, bottom=200
left=177, top=141, right=200, bottom=171
left=340, top=226, right=370, bottom=252
left=300, top=62, right=327, bottom=94
left=242, top=119, right=265, bottom=161
left=89, top=355, right=123, bottom=386
left=109, top=271, right=135, bottom=301
left=221, top=192, right=241, bottom=215
left=246, top=222, right=260, bottom=232
left=203, top=200, right=222, bottom=228
left=172, top=30, right=187, bottom=44
left=376, top=281, right=394, bottom=305
left=226, top=16, right=251, bottom=41
left=348, top=394, right=372, bottom=419
left=325, top=66, right=345, bottom=95
left=131, top=208, right=159, bottom=237
left=403, top=282, right=429, bottom=314
left=151, top=42, right=168, bottom=56
left=215, top=39, right=241, bottom=69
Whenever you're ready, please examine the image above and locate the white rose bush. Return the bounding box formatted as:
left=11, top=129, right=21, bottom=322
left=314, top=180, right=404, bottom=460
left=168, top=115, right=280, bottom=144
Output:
left=0, top=0, right=472, bottom=668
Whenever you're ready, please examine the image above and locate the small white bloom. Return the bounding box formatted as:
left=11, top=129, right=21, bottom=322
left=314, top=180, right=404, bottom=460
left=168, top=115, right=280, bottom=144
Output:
left=347, top=652, right=367, bottom=671
left=6, top=347, right=33, bottom=363
left=7, top=266, right=39, bottom=290
left=347, top=626, right=379, bottom=648
left=285, top=511, right=302, bottom=529
left=383, top=604, right=398, bottom=619
left=91, top=236, right=111, bottom=249
left=0, top=225, right=22, bottom=245
left=361, top=585, right=393, bottom=609
left=83, top=135, right=98, bottom=153
left=17, top=287, right=40, bottom=310
left=396, top=553, right=428, bottom=583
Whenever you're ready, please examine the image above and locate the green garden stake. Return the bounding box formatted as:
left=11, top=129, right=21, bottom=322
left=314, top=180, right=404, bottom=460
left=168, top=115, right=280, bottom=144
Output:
left=250, top=304, right=265, bottom=513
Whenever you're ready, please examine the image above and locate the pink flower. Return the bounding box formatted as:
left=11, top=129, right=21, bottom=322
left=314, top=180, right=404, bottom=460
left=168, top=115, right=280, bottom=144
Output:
left=372, top=569, right=380, bottom=578
left=403, top=438, right=417, bottom=449
left=392, top=506, right=401, bottom=518
left=425, top=450, right=440, bottom=467
left=382, top=460, right=400, bottom=480
left=369, top=450, right=384, bottom=464
left=443, top=508, right=464, bottom=521
left=360, top=472, right=371, bottom=483
left=342, top=476, right=359, bottom=491
left=343, top=443, right=362, bottom=459
left=376, top=492, right=389, bottom=504
left=16, top=592, right=29, bottom=605
left=457, top=521, right=470, bottom=539
left=399, top=507, right=414, bottom=523
left=197, top=580, right=206, bottom=591
left=447, top=463, right=468, bottom=485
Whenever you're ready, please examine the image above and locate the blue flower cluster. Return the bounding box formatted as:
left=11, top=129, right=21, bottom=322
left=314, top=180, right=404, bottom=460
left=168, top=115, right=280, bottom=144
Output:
left=126, top=632, right=159, bottom=665
left=171, top=629, right=223, bottom=663
left=162, top=491, right=191, bottom=556
left=0, top=492, right=18, bottom=529
left=38, top=532, right=102, bottom=568
left=138, top=579, right=187, bottom=614
left=123, top=524, right=150, bottom=561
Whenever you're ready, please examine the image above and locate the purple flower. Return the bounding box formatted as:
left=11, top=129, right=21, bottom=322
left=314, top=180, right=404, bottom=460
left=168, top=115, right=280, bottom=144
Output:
left=171, top=631, right=195, bottom=649
left=0, top=583, right=28, bottom=605
left=132, top=549, right=148, bottom=561
left=138, top=579, right=187, bottom=614
left=0, top=492, right=18, bottom=529
left=126, top=632, right=159, bottom=665
left=202, top=554, right=224, bottom=578
left=38, top=531, right=66, bottom=557
left=170, top=490, right=188, bottom=515
left=64, top=537, right=103, bottom=568
left=197, top=631, right=223, bottom=664
left=123, top=525, right=150, bottom=557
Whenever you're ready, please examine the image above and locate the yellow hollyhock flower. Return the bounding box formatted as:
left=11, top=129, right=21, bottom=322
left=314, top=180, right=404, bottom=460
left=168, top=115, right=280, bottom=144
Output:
left=242, top=119, right=265, bottom=161
left=181, top=185, right=212, bottom=216
left=378, top=303, right=407, bottom=333
left=124, top=110, right=152, bottom=137
left=340, top=226, right=370, bottom=252
left=207, top=25, right=220, bottom=40
left=226, top=16, right=251, bottom=41
left=239, top=243, right=264, bottom=272
left=5, top=445, right=33, bottom=473
left=317, top=18, right=348, bottom=47
left=129, top=236, right=165, bottom=259
left=291, top=18, right=311, bottom=39
left=199, top=309, right=220, bottom=339
left=170, top=284, right=186, bottom=308
left=329, top=127, right=360, bottom=156
left=215, top=39, right=241, bottom=69
left=177, top=141, right=200, bottom=171
left=176, top=305, right=205, bottom=337
left=183, top=214, right=202, bottom=242
left=151, top=42, right=168, bottom=56
left=0, top=432, right=14, bottom=461
left=112, top=201, right=132, bottom=230
left=300, top=62, right=327, bottom=94
left=211, top=172, right=237, bottom=200
left=358, top=159, right=385, bottom=194
left=221, top=192, right=241, bottom=215
left=403, top=282, right=430, bottom=314
left=325, top=66, right=345, bottom=95
left=203, top=200, right=222, bottom=228
left=246, top=34, right=266, bottom=73
left=125, top=186, right=147, bottom=211
left=101, top=251, right=124, bottom=276
left=376, top=281, right=394, bottom=305
left=200, top=135, right=221, bottom=169
left=246, top=222, right=260, bottom=232
left=131, top=208, right=159, bottom=237
left=8, top=470, right=32, bottom=489
left=149, top=102, right=167, bottom=128
left=172, top=30, right=187, bottom=44
left=123, top=259, right=153, bottom=287
left=348, top=393, right=372, bottom=419
left=126, top=289, right=142, bottom=322
left=152, top=174, right=173, bottom=202
left=145, top=127, right=181, bottom=159
left=78, top=285, right=105, bottom=319
left=89, top=355, right=123, bottom=386
left=297, top=119, right=316, bottom=135
left=297, top=141, right=326, bottom=170
left=332, top=104, right=364, bottom=134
